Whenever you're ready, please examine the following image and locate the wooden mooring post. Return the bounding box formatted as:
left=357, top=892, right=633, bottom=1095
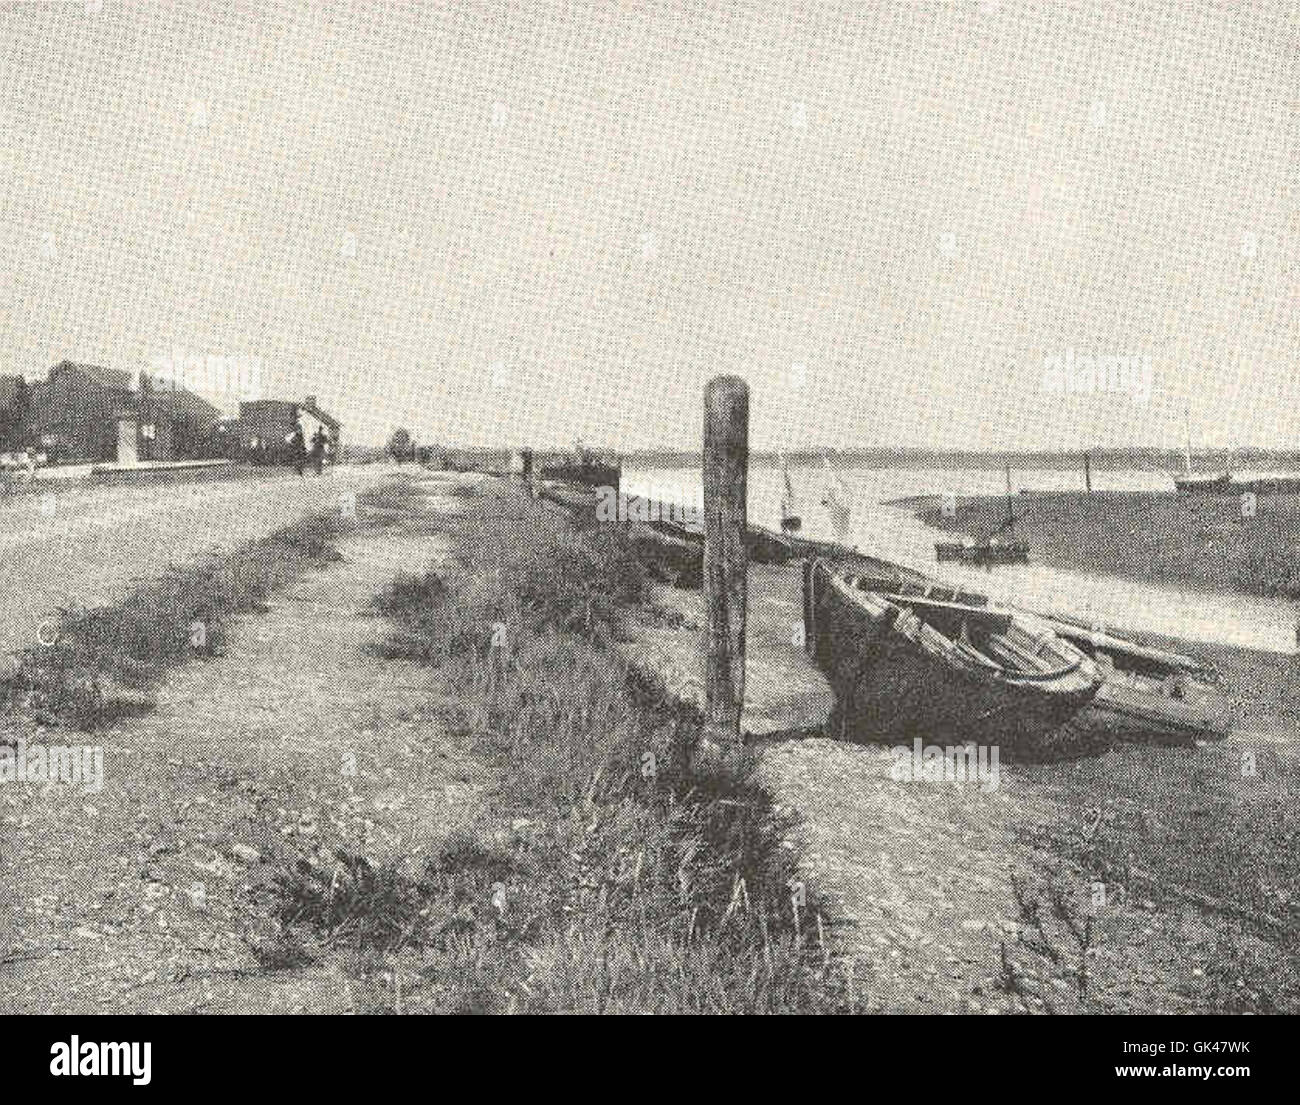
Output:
left=702, top=375, right=749, bottom=756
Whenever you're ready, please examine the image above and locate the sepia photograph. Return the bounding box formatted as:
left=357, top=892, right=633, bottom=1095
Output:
left=0, top=0, right=1296, bottom=1073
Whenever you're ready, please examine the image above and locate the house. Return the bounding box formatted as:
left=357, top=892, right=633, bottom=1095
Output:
left=26, top=361, right=135, bottom=462
left=0, top=375, right=25, bottom=412
left=225, top=396, right=341, bottom=464
left=137, top=373, right=223, bottom=461
left=22, top=361, right=221, bottom=464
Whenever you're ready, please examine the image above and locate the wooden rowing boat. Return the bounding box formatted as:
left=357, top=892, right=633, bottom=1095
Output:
left=846, top=572, right=1234, bottom=745
left=804, top=561, right=1103, bottom=750
left=1035, top=616, right=1235, bottom=744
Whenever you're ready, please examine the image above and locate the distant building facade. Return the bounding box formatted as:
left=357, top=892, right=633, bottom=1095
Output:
left=6, top=361, right=221, bottom=464
left=27, top=362, right=134, bottom=462
left=2, top=361, right=336, bottom=467
left=137, top=373, right=224, bottom=461
left=222, top=396, right=341, bottom=464
left=0, top=374, right=32, bottom=451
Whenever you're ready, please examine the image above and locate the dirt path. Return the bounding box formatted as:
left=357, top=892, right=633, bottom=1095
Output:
left=0, top=476, right=489, bottom=1013
left=0, top=464, right=396, bottom=657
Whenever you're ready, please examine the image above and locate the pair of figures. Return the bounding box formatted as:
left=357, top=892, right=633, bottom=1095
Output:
left=289, top=426, right=329, bottom=475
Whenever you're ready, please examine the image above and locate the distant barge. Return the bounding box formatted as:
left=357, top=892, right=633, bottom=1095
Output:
left=1175, top=472, right=1300, bottom=495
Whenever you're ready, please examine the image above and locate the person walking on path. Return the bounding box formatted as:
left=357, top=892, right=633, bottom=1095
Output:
left=310, top=427, right=328, bottom=475
left=289, top=425, right=307, bottom=476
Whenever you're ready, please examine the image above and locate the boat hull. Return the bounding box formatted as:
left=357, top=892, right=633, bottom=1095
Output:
left=628, top=524, right=702, bottom=588
left=1063, top=677, right=1234, bottom=744
left=1040, top=620, right=1235, bottom=743
left=1173, top=473, right=1232, bottom=494
left=804, top=562, right=1102, bottom=751
left=1176, top=474, right=1300, bottom=495
left=853, top=571, right=1236, bottom=746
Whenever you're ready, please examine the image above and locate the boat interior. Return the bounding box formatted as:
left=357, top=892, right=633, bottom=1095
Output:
left=848, top=572, right=1208, bottom=681
left=837, top=572, right=1083, bottom=678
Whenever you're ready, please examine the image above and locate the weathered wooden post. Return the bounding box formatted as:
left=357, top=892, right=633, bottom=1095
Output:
left=702, top=375, right=749, bottom=756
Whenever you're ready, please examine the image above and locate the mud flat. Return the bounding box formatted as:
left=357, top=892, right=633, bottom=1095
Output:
left=919, top=489, right=1300, bottom=601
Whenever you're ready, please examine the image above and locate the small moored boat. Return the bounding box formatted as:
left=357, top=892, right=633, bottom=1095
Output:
left=820, top=455, right=851, bottom=538
left=803, top=561, right=1102, bottom=750
left=934, top=535, right=1030, bottom=566
left=779, top=451, right=802, bottom=533
left=846, top=572, right=1235, bottom=745
left=933, top=469, right=1030, bottom=566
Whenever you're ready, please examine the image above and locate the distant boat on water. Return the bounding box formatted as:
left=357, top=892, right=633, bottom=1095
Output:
left=934, top=463, right=1030, bottom=566
left=1174, top=467, right=1300, bottom=495
left=538, top=441, right=622, bottom=492
left=820, top=455, right=851, bottom=537
left=1172, top=429, right=1233, bottom=489
left=779, top=451, right=802, bottom=533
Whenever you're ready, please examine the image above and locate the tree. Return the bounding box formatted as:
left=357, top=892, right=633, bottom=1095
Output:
left=0, top=377, right=31, bottom=451
left=387, top=427, right=413, bottom=463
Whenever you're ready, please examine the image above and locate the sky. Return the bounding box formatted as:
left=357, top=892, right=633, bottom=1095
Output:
left=1, top=0, right=1297, bottom=450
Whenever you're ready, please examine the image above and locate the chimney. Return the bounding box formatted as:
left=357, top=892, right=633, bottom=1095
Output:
left=305, top=395, right=317, bottom=409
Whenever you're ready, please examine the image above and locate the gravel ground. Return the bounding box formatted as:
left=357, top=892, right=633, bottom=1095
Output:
left=624, top=559, right=1300, bottom=1013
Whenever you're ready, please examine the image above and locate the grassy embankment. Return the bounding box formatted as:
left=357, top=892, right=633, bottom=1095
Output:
left=0, top=513, right=349, bottom=730
left=920, top=489, right=1300, bottom=598
left=270, top=479, right=852, bottom=1013
left=1, top=478, right=852, bottom=1012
